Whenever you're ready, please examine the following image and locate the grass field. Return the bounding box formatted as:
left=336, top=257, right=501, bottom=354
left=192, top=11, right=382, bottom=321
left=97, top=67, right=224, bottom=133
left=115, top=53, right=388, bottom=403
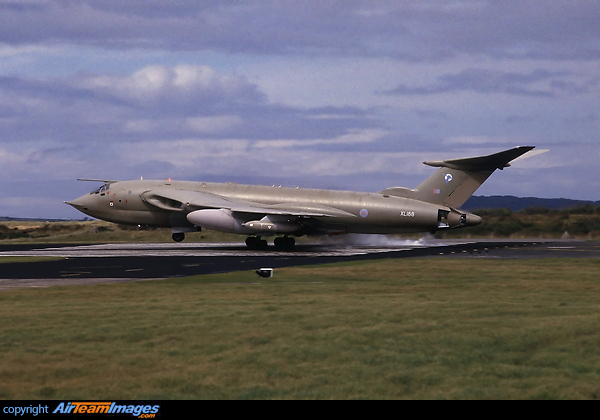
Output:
left=1, top=258, right=600, bottom=400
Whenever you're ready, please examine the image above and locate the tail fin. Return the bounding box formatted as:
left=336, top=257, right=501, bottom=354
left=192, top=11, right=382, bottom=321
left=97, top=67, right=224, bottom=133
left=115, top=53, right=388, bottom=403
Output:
left=381, top=146, right=535, bottom=208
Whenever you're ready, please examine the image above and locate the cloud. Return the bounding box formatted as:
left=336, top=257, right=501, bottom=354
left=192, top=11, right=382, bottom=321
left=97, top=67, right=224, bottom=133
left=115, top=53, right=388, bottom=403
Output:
left=81, top=65, right=266, bottom=113
left=0, top=62, right=380, bottom=212
left=382, top=68, right=594, bottom=97
left=0, top=64, right=376, bottom=149
left=0, top=147, right=17, bottom=164
left=1, top=1, right=598, bottom=61
left=113, top=128, right=391, bottom=179
left=445, top=136, right=520, bottom=146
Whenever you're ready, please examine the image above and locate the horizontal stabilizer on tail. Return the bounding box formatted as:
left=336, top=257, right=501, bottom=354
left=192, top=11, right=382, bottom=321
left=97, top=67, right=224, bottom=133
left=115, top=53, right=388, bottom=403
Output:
left=423, top=146, right=535, bottom=171
left=381, top=146, right=537, bottom=208
left=77, top=178, right=120, bottom=184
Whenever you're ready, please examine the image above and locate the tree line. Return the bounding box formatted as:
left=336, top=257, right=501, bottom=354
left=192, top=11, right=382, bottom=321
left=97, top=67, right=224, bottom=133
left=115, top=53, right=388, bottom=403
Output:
left=445, top=204, right=600, bottom=238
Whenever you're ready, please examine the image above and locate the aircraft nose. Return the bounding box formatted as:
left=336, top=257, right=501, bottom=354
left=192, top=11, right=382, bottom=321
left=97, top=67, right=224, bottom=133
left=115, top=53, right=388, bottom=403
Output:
left=65, top=195, right=94, bottom=211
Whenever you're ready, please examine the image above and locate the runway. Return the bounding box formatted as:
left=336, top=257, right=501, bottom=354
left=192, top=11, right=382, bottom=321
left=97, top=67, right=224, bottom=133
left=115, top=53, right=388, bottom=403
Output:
left=1, top=239, right=599, bottom=289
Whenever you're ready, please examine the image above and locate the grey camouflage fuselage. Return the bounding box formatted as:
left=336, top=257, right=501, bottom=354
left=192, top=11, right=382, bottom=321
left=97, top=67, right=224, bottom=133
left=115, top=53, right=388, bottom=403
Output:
left=67, top=146, right=535, bottom=246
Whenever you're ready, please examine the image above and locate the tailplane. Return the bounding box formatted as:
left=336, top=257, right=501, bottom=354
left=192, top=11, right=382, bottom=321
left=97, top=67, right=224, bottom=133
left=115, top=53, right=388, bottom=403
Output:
left=381, top=146, right=535, bottom=208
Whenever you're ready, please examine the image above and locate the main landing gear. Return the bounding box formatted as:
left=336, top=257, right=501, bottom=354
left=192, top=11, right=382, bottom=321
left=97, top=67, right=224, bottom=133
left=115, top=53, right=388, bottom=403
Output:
left=245, top=236, right=296, bottom=250
left=273, top=236, right=295, bottom=249
left=172, top=232, right=186, bottom=242
left=171, top=231, right=296, bottom=249
left=245, top=236, right=268, bottom=249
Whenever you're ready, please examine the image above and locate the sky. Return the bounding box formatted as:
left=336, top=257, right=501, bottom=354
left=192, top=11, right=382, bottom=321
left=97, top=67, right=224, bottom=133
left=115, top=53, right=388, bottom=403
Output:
left=0, top=0, right=599, bottom=219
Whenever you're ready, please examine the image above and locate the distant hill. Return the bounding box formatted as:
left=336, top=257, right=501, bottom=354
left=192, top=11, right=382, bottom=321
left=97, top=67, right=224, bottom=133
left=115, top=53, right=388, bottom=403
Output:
left=463, top=196, right=600, bottom=212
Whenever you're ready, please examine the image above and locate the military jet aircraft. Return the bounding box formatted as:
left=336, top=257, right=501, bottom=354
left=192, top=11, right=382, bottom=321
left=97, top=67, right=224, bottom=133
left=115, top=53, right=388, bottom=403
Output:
left=67, top=146, right=536, bottom=249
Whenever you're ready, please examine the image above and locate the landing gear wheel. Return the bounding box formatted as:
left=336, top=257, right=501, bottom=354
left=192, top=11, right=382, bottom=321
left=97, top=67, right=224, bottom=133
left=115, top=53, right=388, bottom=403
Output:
left=172, top=232, right=185, bottom=242
left=245, top=236, right=268, bottom=249
left=274, top=236, right=295, bottom=250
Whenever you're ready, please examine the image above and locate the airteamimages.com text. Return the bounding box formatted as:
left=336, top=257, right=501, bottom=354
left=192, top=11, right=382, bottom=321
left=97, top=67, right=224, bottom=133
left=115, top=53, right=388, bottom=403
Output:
left=3, top=402, right=161, bottom=418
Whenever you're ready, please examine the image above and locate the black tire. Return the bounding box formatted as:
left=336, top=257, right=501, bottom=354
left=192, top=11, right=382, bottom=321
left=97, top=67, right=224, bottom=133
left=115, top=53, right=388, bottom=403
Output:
left=172, top=232, right=185, bottom=242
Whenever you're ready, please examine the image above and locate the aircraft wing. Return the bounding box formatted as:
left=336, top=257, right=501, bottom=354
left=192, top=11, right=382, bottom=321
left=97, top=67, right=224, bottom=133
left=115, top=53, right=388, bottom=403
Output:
left=141, top=188, right=355, bottom=218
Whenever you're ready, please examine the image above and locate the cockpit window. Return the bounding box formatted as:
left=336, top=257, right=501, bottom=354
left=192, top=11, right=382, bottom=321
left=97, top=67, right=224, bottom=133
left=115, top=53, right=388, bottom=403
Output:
left=90, top=183, right=110, bottom=195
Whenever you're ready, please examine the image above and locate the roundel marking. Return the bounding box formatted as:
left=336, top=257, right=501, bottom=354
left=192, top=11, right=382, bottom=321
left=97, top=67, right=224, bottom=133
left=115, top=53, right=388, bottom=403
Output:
left=444, top=173, right=453, bottom=183
left=359, top=209, right=369, bottom=218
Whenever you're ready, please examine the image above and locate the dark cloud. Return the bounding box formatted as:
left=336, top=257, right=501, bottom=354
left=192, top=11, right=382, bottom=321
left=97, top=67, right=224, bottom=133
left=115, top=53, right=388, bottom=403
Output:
left=407, top=1, right=600, bottom=61
left=1, top=1, right=598, bottom=60
left=0, top=65, right=376, bottom=146
left=382, top=69, right=594, bottom=97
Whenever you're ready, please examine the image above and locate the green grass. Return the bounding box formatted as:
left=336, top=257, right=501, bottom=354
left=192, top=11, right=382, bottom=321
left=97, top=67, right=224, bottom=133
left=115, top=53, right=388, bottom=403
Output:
left=1, top=258, right=600, bottom=399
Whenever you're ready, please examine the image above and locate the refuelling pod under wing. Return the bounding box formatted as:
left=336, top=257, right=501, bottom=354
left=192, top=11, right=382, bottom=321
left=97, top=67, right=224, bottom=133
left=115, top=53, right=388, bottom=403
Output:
left=186, top=209, right=300, bottom=236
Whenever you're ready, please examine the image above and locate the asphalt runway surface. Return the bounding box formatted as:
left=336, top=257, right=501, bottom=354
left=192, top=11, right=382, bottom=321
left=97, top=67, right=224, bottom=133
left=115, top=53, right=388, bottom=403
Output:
left=1, top=239, right=599, bottom=289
